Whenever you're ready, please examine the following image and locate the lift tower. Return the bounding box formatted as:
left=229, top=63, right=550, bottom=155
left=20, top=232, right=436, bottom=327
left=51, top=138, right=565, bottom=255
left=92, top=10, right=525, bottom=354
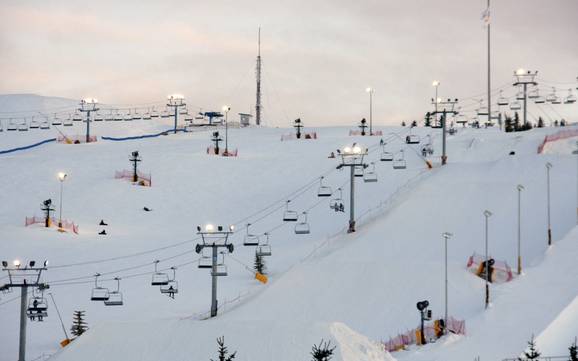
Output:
left=255, top=27, right=262, bottom=126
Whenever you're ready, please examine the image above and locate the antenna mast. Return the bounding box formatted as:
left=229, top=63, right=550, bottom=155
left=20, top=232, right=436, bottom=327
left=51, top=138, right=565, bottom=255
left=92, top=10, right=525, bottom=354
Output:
left=255, top=27, right=262, bottom=126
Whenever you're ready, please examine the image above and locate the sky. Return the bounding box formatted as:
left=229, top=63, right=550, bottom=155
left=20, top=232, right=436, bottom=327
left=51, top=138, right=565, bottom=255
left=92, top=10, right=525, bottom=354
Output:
left=0, top=0, right=577, bottom=126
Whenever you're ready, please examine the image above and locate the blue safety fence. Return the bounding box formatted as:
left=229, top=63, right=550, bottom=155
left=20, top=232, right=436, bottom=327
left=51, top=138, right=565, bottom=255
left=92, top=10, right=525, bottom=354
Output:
left=101, top=128, right=188, bottom=141
left=0, top=138, right=57, bottom=155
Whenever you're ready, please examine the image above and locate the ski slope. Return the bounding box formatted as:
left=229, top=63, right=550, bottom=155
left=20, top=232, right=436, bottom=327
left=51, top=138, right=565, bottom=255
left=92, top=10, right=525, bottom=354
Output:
left=1, top=96, right=577, bottom=361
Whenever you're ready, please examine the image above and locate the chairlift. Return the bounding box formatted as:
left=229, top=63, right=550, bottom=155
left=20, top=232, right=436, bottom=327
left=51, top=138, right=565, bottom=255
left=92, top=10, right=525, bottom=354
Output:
left=546, top=88, right=558, bottom=103
left=73, top=111, right=82, bottom=122
left=52, top=114, right=62, bottom=125
left=151, top=260, right=169, bottom=286
left=381, top=149, right=394, bottom=161
left=27, top=290, right=48, bottom=321
left=282, top=200, right=298, bottom=222
left=243, top=223, right=260, bottom=246
left=393, top=150, right=407, bottom=170
left=476, top=100, right=489, bottom=116
left=329, top=188, right=344, bottom=212
left=516, top=90, right=525, bottom=101
left=528, top=88, right=539, bottom=99
left=294, top=212, right=311, bottom=235
left=63, top=116, right=73, bottom=127
left=185, top=114, right=193, bottom=122
left=354, top=166, right=364, bottom=177
left=317, top=176, right=332, bottom=197
left=565, top=89, right=577, bottom=104
left=150, top=108, right=160, bottom=118
left=179, top=107, right=188, bottom=115
left=113, top=111, right=123, bottom=121
left=534, top=96, right=546, bottom=104
left=160, top=267, right=178, bottom=298
left=161, top=110, right=170, bottom=118
left=363, top=162, right=378, bottom=183
left=132, top=110, right=141, bottom=120
left=497, top=90, right=509, bottom=106
left=198, top=249, right=212, bottom=269
left=124, top=112, right=133, bottom=121
left=405, top=134, right=420, bottom=144
left=94, top=113, right=103, bottom=121
left=143, top=112, right=152, bottom=120
left=91, top=273, right=110, bottom=301
left=30, top=118, right=40, bottom=129
left=18, top=120, right=29, bottom=132
left=256, top=233, right=272, bottom=257
left=509, top=100, right=521, bottom=110
left=40, top=121, right=50, bottom=130
left=7, top=119, right=17, bottom=131
left=104, top=277, right=124, bottom=306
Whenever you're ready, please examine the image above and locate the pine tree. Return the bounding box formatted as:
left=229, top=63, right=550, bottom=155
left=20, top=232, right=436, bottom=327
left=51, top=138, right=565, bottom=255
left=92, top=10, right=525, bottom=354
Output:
left=561, top=119, right=567, bottom=127
left=70, top=310, right=88, bottom=338
left=311, top=339, right=336, bottom=361
left=505, top=115, right=514, bottom=133
left=513, top=112, right=520, bottom=131
left=424, top=112, right=431, bottom=127
left=520, top=335, right=541, bottom=360
left=569, top=339, right=577, bottom=361
left=211, top=336, right=236, bottom=361
left=537, top=117, right=544, bottom=128
left=401, top=121, right=406, bottom=127
left=254, top=253, right=266, bottom=275
left=411, top=120, right=417, bottom=127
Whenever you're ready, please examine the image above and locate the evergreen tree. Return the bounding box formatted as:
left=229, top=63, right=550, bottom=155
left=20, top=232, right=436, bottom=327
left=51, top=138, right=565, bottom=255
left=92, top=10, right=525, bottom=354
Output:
left=505, top=115, right=514, bottom=133
left=537, top=117, right=544, bottom=128
left=211, top=336, right=236, bottom=361
left=513, top=112, right=520, bottom=131
left=554, top=120, right=559, bottom=127
left=561, top=119, right=567, bottom=127
left=520, top=335, right=541, bottom=360
left=424, top=112, right=431, bottom=127
left=411, top=120, right=418, bottom=127
left=254, top=253, right=266, bottom=275
left=70, top=310, right=88, bottom=338
left=569, top=339, right=577, bottom=361
left=311, top=339, right=336, bottom=361
left=401, top=121, right=406, bottom=127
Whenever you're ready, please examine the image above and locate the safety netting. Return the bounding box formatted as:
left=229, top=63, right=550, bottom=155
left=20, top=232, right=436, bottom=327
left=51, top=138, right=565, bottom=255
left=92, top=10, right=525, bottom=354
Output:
left=349, top=130, right=383, bottom=136
left=57, top=135, right=98, bottom=144
left=537, top=128, right=578, bottom=153
left=382, top=317, right=466, bottom=352
left=25, top=216, right=79, bottom=234
left=466, top=252, right=513, bottom=283
left=280, top=132, right=317, bottom=141
left=115, top=169, right=152, bottom=186
left=206, top=146, right=238, bottom=157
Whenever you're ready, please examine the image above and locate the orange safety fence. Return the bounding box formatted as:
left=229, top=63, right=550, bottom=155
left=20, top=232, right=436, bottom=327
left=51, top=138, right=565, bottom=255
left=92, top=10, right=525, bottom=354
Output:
left=537, top=128, right=578, bottom=154
left=57, top=135, right=98, bottom=144
left=280, top=132, right=317, bottom=141
left=466, top=252, right=513, bottom=283
left=349, top=130, right=383, bottom=136
left=206, top=146, right=238, bottom=157
left=25, top=216, right=79, bottom=234
left=382, top=317, right=466, bottom=352
left=114, top=169, right=152, bottom=186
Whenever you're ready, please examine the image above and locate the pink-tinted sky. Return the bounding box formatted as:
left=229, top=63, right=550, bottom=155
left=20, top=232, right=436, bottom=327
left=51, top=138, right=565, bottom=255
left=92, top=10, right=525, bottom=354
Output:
left=0, top=0, right=577, bottom=125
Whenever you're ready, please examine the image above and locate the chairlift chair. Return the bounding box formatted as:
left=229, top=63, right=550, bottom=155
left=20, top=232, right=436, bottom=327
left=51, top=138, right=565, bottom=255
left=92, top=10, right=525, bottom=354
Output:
left=7, top=119, right=17, bottom=131
left=317, top=176, right=332, bottom=197
left=91, top=274, right=110, bottom=301
left=476, top=100, right=489, bottom=116
left=151, top=260, right=169, bottom=286
left=198, top=249, right=212, bottom=269
left=546, top=88, right=558, bottom=103
left=179, top=107, right=188, bottom=115
left=114, top=112, right=123, bottom=121
left=354, top=166, right=364, bottom=177
left=528, top=88, right=539, bottom=99
left=94, top=113, right=103, bottom=121
left=161, top=110, right=170, bottom=118
left=282, top=200, right=299, bottom=222
left=497, top=91, right=509, bottom=106
left=132, top=110, right=141, bottom=120
left=73, top=112, right=82, bottom=122
left=104, top=277, right=124, bottom=306
left=124, top=112, right=133, bottom=121
left=516, top=91, right=525, bottom=101
left=151, top=108, right=159, bottom=118
left=52, top=114, right=62, bottom=125
left=329, top=188, right=344, bottom=211
left=143, top=112, right=152, bottom=120
left=243, top=223, right=260, bottom=246
left=160, top=267, right=178, bottom=298
left=534, top=96, right=546, bottom=104
left=294, top=212, right=311, bottom=235
left=565, top=89, right=577, bottom=104
left=63, top=116, right=73, bottom=127
left=185, top=114, right=194, bottom=123
left=212, top=264, right=228, bottom=277
left=406, top=134, right=420, bottom=144
left=381, top=150, right=394, bottom=161
left=393, top=150, right=407, bottom=170
left=363, top=162, right=378, bottom=183
left=30, top=118, right=40, bottom=129
left=509, top=100, right=522, bottom=110
left=40, top=121, right=50, bottom=130
left=18, top=120, right=29, bottom=131
left=27, top=290, right=48, bottom=321
left=256, top=233, right=272, bottom=257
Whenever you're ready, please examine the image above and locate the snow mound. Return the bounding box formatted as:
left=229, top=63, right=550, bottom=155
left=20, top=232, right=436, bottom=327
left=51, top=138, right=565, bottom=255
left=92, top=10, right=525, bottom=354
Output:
left=331, top=322, right=395, bottom=361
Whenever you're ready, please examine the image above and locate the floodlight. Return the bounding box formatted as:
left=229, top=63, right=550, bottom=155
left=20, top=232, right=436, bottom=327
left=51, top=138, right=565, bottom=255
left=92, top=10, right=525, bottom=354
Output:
left=205, top=224, right=214, bottom=232
left=13, top=259, right=21, bottom=267
left=432, top=80, right=440, bottom=87
left=29, top=261, right=36, bottom=267
left=58, top=172, right=67, bottom=181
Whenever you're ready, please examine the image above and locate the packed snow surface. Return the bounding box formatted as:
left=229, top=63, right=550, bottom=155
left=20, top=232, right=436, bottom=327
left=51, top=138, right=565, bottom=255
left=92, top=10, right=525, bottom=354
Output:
left=1, top=95, right=577, bottom=361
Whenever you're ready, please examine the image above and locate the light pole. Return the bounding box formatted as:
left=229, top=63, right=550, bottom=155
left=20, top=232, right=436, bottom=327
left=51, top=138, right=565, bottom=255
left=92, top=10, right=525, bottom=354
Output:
left=366, top=87, right=374, bottom=135
left=222, top=105, right=231, bottom=154
left=336, top=144, right=368, bottom=233
left=432, top=81, right=440, bottom=114
left=575, top=141, right=578, bottom=224
left=442, top=231, right=452, bottom=334
left=167, top=94, right=186, bottom=134
left=483, top=209, right=492, bottom=309
left=546, top=162, right=553, bottom=246
left=516, top=184, right=524, bottom=275
left=79, top=98, right=99, bottom=143
left=57, top=172, right=67, bottom=230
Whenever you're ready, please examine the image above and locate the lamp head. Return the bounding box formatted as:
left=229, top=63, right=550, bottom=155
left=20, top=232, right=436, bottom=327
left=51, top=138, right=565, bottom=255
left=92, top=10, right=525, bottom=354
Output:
left=432, top=80, right=440, bottom=87
left=57, top=172, right=67, bottom=181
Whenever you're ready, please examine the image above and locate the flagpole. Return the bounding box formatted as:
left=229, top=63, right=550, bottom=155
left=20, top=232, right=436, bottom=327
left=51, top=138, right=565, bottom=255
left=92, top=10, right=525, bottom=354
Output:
left=487, top=0, right=491, bottom=129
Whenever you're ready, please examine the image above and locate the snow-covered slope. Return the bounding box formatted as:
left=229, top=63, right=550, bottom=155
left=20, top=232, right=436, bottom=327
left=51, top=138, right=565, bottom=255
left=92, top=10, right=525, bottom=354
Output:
left=1, top=115, right=577, bottom=361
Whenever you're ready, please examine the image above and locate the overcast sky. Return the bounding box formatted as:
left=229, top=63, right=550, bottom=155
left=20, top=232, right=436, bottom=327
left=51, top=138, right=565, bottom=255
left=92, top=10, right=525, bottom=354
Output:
left=0, top=0, right=577, bottom=126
